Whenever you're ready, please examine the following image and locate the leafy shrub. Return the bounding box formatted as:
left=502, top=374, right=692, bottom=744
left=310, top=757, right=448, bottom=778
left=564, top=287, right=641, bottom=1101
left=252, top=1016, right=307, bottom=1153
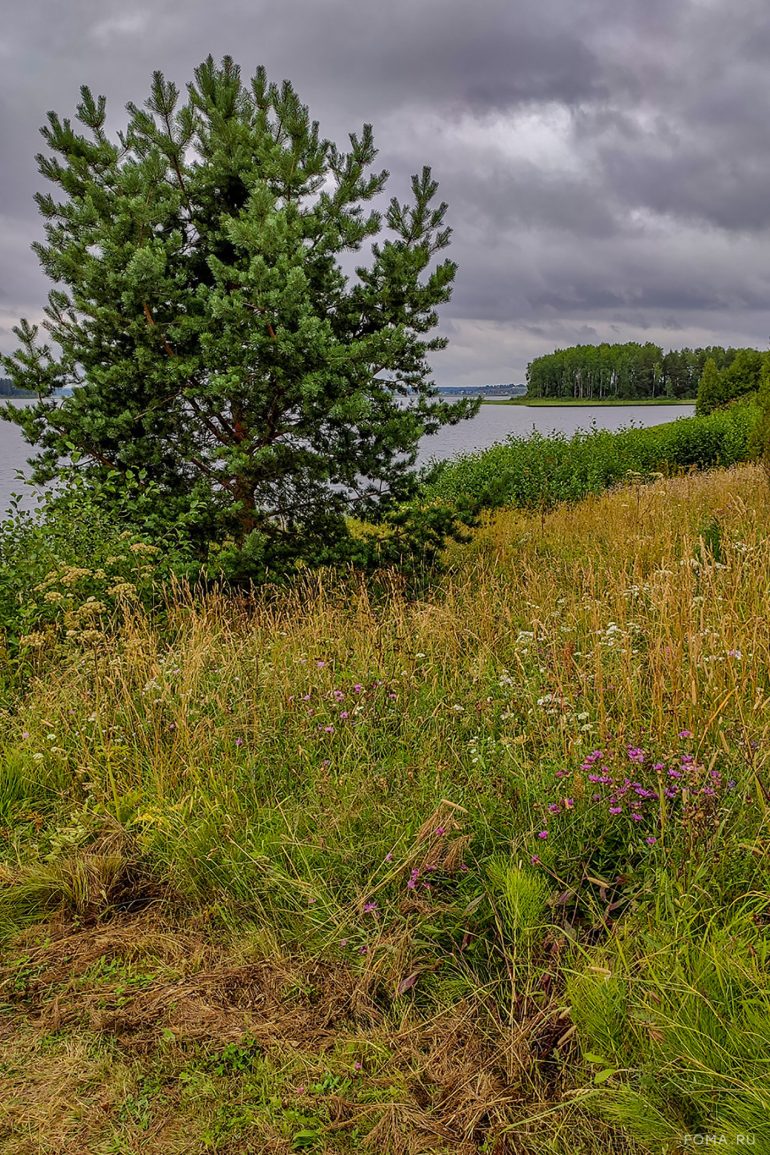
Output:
left=0, top=477, right=195, bottom=653
left=425, top=404, right=760, bottom=514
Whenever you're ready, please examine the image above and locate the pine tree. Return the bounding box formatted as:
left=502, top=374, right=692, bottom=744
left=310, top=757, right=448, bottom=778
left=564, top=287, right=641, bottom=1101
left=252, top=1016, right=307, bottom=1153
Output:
left=1, top=57, right=477, bottom=579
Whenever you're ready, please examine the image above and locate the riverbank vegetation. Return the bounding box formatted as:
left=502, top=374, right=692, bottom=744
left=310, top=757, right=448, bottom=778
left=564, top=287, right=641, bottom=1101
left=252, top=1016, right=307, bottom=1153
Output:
left=1, top=459, right=770, bottom=1154
left=427, top=401, right=758, bottom=516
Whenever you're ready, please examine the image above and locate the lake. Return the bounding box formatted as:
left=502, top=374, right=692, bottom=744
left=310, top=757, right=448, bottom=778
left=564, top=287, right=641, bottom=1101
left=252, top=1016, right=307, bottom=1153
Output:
left=0, top=400, right=695, bottom=516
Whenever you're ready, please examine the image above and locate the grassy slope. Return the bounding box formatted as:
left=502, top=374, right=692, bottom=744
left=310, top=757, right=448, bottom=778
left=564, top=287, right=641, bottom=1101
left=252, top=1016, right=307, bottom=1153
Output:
left=1, top=464, right=770, bottom=1153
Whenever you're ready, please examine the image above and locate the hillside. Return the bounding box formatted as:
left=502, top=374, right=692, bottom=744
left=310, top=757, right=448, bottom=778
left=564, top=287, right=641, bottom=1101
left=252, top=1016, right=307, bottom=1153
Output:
left=1, top=463, right=769, bottom=1153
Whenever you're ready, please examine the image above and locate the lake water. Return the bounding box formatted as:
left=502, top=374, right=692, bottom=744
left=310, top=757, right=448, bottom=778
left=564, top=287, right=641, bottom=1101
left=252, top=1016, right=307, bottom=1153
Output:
left=0, top=400, right=695, bottom=516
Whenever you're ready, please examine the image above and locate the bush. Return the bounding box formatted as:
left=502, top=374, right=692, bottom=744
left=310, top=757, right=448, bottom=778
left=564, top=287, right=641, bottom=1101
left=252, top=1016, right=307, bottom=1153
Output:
left=424, top=404, right=760, bottom=514
left=0, top=477, right=195, bottom=654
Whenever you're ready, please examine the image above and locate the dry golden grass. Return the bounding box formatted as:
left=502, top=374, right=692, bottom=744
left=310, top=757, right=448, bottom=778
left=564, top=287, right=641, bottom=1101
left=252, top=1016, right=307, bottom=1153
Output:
left=11, top=463, right=769, bottom=802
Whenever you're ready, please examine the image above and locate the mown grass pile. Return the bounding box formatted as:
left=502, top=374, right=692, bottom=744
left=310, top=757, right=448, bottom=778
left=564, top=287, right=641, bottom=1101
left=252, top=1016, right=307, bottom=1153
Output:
left=1, top=463, right=769, bottom=1153
left=426, top=402, right=758, bottom=512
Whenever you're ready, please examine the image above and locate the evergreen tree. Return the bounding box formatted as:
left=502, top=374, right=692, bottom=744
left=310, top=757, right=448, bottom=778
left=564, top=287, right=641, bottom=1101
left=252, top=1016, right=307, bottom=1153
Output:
left=1, top=57, right=477, bottom=579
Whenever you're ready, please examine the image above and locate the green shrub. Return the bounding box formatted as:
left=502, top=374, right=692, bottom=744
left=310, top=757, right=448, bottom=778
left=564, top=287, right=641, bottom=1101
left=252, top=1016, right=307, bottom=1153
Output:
left=425, top=404, right=760, bottom=514
left=0, top=477, right=195, bottom=654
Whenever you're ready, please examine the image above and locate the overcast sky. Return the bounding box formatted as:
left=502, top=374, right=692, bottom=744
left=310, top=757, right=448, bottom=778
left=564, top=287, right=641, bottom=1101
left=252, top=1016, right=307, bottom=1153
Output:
left=2, top=0, right=770, bottom=385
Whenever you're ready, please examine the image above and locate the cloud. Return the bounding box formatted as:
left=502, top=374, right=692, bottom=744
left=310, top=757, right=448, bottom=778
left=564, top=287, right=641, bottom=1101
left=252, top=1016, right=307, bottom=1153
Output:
left=91, top=12, right=152, bottom=45
left=1, top=0, right=769, bottom=384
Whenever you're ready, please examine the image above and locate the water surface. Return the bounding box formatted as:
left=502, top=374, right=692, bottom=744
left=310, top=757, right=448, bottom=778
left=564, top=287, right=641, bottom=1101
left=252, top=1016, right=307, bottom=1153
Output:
left=0, top=401, right=695, bottom=516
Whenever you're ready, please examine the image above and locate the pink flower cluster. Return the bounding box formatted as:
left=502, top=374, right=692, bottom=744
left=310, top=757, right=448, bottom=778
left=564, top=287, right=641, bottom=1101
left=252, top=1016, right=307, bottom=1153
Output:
left=533, top=735, right=729, bottom=851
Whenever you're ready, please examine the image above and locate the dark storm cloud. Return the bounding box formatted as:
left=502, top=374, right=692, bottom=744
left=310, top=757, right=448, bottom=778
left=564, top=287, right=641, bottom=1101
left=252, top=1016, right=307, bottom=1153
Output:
left=2, top=0, right=770, bottom=383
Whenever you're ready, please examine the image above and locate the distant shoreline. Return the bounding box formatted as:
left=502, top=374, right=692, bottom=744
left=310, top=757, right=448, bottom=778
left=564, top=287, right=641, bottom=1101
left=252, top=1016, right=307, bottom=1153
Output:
left=482, top=397, right=697, bottom=407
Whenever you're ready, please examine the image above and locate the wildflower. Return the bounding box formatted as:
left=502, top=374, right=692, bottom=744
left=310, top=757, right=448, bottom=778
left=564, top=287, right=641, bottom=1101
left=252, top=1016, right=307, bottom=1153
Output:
left=354, top=1061, right=363, bottom=1071
left=235, top=737, right=244, bottom=747
left=353, top=683, right=363, bottom=693
left=339, top=939, right=348, bottom=947
left=316, top=660, right=327, bottom=669
left=645, top=836, right=657, bottom=845
left=358, top=945, right=368, bottom=955
left=434, top=826, right=446, bottom=836
left=667, top=769, right=682, bottom=778
left=609, top=806, right=622, bottom=815
left=323, top=725, right=335, bottom=734
left=339, top=711, right=350, bottom=720
left=564, top=798, right=575, bottom=809
left=530, top=855, right=541, bottom=866
left=21, top=731, right=29, bottom=740
left=537, top=830, right=548, bottom=839
left=727, top=649, right=742, bottom=660
left=384, top=852, right=393, bottom=863
left=363, top=901, right=377, bottom=913
left=678, top=729, right=693, bottom=739
left=547, top=803, right=561, bottom=814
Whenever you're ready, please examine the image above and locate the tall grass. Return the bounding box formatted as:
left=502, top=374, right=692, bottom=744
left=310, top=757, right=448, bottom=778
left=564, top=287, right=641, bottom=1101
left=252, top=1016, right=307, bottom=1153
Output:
left=1, top=462, right=769, bottom=1152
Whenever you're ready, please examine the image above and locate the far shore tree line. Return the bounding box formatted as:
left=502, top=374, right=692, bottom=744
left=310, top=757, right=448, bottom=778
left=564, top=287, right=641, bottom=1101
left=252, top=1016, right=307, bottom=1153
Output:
left=525, top=342, right=768, bottom=408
